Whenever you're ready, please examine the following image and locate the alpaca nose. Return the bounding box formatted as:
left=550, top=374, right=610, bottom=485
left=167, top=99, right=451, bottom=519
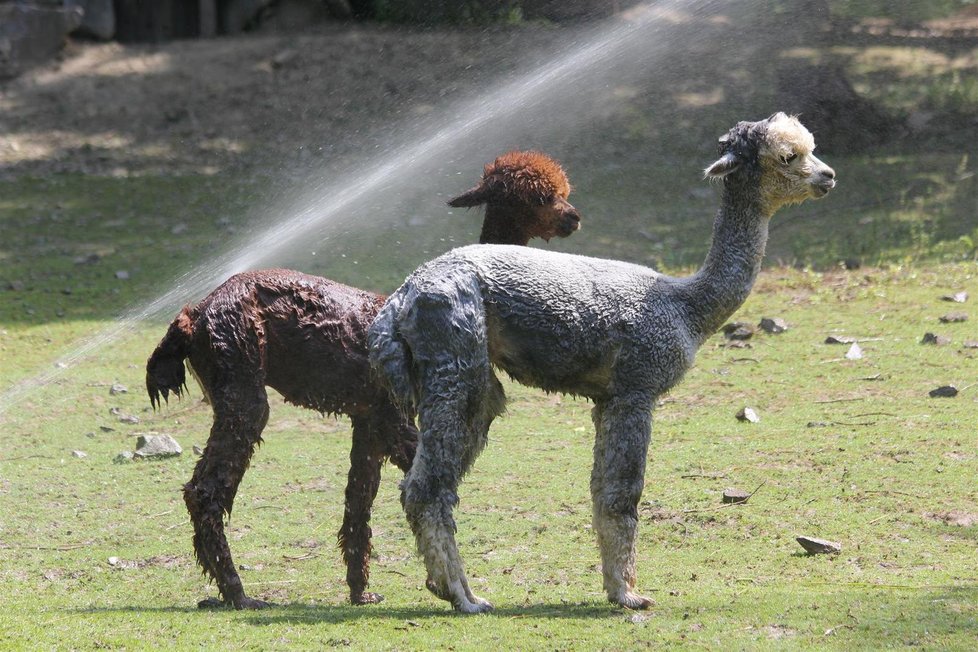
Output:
left=566, top=207, right=581, bottom=229
left=822, top=166, right=836, bottom=180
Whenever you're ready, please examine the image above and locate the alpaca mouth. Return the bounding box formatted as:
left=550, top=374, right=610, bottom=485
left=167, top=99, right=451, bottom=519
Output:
left=812, top=178, right=835, bottom=197
left=558, top=215, right=582, bottom=236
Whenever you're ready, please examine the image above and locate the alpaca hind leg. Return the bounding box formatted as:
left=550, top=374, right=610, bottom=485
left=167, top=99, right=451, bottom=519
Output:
left=402, top=405, right=492, bottom=613
left=184, top=383, right=270, bottom=609
left=590, top=396, right=654, bottom=609
left=338, top=415, right=387, bottom=605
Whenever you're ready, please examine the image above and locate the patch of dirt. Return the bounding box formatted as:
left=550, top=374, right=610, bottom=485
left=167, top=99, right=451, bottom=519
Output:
left=6, top=5, right=976, bottom=185
left=0, top=24, right=570, bottom=180
left=924, top=511, right=978, bottom=527
left=760, top=624, right=797, bottom=640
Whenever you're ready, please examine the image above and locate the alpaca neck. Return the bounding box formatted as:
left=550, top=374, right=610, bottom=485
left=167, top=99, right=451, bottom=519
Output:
left=682, top=183, right=773, bottom=344
left=479, top=204, right=532, bottom=246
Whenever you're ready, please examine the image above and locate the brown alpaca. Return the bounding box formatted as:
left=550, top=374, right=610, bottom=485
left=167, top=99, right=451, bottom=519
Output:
left=146, top=151, right=580, bottom=609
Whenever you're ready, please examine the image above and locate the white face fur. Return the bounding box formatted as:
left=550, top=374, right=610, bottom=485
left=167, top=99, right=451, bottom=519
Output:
left=758, top=113, right=836, bottom=214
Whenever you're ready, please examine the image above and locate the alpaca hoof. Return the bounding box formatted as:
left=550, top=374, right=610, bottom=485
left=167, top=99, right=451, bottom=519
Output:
left=198, top=596, right=273, bottom=610
left=454, top=595, right=493, bottom=614
left=351, top=591, right=385, bottom=605
left=612, top=591, right=654, bottom=610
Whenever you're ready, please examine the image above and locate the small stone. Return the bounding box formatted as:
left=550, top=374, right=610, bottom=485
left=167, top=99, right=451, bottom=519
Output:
left=119, top=414, right=140, bottom=424
left=85, top=432, right=96, bottom=438
left=114, top=270, right=130, bottom=280
left=71, top=450, right=87, bottom=458
left=825, top=335, right=857, bottom=345
left=758, top=317, right=788, bottom=334
left=99, top=425, right=116, bottom=433
left=796, top=536, right=841, bottom=555
left=193, top=444, right=204, bottom=456
left=171, top=223, right=188, bottom=235
left=270, top=49, right=298, bottom=69
left=722, top=488, right=751, bottom=504
left=74, top=253, right=101, bottom=265
left=722, top=322, right=755, bottom=340
left=806, top=421, right=830, bottom=428
left=134, top=433, right=182, bottom=458
left=108, top=556, right=120, bottom=566
left=845, top=342, right=863, bottom=360
left=921, top=332, right=951, bottom=346
left=109, top=383, right=127, bottom=395
left=940, top=291, right=968, bottom=303
left=963, top=341, right=978, bottom=349
left=7, top=280, right=25, bottom=291
left=929, top=385, right=958, bottom=398
left=939, top=312, right=968, bottom=323
left=113, top=451, right=134, bottom=464
left=736, top=407, right=760, bottom=423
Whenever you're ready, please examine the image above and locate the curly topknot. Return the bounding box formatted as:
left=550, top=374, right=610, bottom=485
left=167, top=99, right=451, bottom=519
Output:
left=449, top=150, right=570, bottom=207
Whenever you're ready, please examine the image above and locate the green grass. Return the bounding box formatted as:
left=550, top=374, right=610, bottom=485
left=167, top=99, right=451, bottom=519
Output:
left=2, top=242, right=976, bottom=649
left=2, top=31, right=978, bottom=647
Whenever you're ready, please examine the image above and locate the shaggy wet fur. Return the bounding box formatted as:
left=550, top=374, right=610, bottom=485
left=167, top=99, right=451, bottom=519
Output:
left=146, top=150, right=580, bottom=609
left=368, top=114, right=836, bottom=613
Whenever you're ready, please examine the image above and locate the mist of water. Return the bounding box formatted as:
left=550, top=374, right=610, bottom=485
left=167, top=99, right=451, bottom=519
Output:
left=0, top=0, right=726, bottom=414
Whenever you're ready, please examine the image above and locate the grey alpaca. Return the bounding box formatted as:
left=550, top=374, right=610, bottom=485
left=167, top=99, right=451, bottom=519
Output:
left=367, top=113, right=836, bottom=613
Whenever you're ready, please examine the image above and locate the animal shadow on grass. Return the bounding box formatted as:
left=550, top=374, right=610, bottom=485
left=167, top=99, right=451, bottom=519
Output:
left=69, top=602, right=618, bottom=625
left=237, top=601, right=627, bottom=626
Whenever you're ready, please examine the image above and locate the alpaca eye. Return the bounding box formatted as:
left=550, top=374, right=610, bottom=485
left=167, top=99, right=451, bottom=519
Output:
left=782, top=153, right=798, bottom=165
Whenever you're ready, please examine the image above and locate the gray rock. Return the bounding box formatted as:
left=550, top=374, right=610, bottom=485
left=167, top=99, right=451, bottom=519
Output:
left=722, top=321, right=755, bottom=340
left=109, top=383, right=128, bottom=395
left=134, top=433, right=182, bottom=459
left=759, top=317, right=788, bottom=334
left=796, top=536, right=841, bottom=555
left=113, top=450, right=134, bottom=464
left=722, top=488, right=751, bottom=504
left=929, top=385, right=958, bottom=398
left=940, top=291, right=968, bottom=303
left=921, top=332, right=951, bottom=346
left=71, top=450, right=88, bottom=458
left=736, top=407, right=760, bottom=423
left=939, top=312, right=968, bottom=323
left=825, top=335, right=857, bottom=345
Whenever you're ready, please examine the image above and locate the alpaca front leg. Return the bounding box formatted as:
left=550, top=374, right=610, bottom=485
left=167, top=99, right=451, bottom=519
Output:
left=591, top=398, right=654, bottom=610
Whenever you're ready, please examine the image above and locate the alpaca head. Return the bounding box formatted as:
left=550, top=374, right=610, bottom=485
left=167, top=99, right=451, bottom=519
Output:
left=704, top=113, right=836, bottom=215
left=448, top=150, right=581, bottom=244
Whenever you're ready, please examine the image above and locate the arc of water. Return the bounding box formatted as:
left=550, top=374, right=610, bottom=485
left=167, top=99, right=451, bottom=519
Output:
left=0, top=0, right=720, bottom=414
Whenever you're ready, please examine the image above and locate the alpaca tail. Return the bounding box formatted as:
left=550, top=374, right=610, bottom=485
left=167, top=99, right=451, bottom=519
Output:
left=146, top=306, right=197, bottom=409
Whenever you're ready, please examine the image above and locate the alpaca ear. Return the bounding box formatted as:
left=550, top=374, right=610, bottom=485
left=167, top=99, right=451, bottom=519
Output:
left=447, top=186, right=488, bottom=207
left=704, top=151, right=741, bottom=179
